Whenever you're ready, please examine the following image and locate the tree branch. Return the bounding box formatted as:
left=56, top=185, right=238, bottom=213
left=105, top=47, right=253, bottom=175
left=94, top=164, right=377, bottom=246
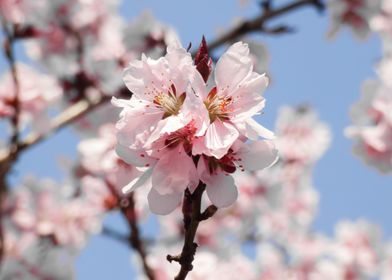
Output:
left=121, top=194, right=155, bottom=280
left=203, top=0, right=325, bottom=53
left=0, top=18, right=21, bottom=269
left=167, top=182, right=216, bottom=280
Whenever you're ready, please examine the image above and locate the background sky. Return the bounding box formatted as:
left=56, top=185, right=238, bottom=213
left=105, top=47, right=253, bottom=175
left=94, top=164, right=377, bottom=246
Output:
left=1, top=0, right=390, bottom=279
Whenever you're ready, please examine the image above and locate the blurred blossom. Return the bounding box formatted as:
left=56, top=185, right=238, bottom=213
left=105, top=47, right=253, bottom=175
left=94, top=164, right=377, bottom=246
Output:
left=327, top=0, right=381, bottom=39
left=0, top=63, right=62, bottom=133
left=275, top=105, right=332, bottom=164
left=346, top=79, right=392, bottom=173
left=5, top=176, right=105, bottom=250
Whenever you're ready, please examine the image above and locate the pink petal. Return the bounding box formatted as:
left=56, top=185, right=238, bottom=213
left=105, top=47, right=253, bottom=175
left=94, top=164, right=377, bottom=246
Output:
left=237, top=140, right=279, bottom=171
left=151, top=146, right=198, bottom=195
left=237, top=117, right=275, bottom=140
left=215, top=42, right=252, bottom=93
left=205, top=120, right=239, bottom=159
left=147, top=188, right=182, bottom=215
left=122, top=167, right=153, bottom=194
left=204, top=174, right=238, bottom=208
left=115, top=144, right=155, bottom=167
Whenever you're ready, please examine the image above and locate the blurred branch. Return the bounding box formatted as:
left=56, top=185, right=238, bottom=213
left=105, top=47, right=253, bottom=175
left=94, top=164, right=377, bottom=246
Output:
left=101, top=226, right=129, bottom=244
left=121, top=193, right=155, bottom=280
left=0, top=19, right=21, bottom=269
left=167, top=183, right=217, bottom=280
left=203, top=0, right=325, bottom=53
left=104, top=180, right=155, bottom=280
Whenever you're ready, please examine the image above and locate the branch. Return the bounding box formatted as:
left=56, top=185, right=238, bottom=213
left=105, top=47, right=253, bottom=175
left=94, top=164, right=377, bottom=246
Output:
left=121, top=194, right=155, bottom=280
left=203, top=0, right=325, bottom=53
left=101, top=226, right=129, bottom=245
left=1, top=19, right=21, bottom=153
left=0, top=18, right=21, bottom=269
left=167, top=182, right=217, bottom=280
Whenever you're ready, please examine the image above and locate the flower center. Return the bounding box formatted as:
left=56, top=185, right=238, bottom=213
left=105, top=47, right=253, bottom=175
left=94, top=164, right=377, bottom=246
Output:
left=205, top=149, right=243, bottom=175
left=163, top=121, right=197, bottom=153
left=204, top=87, right=232, bottom=123
left=153, top=84, right=185, bottom=119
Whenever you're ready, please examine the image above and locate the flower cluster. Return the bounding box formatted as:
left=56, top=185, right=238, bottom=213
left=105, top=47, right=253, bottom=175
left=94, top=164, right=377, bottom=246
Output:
left=113, top=39, right=278, bottom=215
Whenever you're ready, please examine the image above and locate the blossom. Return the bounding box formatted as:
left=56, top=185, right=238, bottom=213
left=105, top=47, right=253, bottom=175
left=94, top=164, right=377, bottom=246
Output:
left=192, top=42, right=274, bottom=159
left=197, top=139, right=278, bottom=208
left=327, top=0, right=381, bottom=39
left=77, top=123, right=143, bottom=191
left=112, top=44, right=208, bottom=214
left=345, top=79, right=392, bottom=173
left=8, top=176, right=105, bottom=250
left=113, top=41, right=277, bottom=215
left=0, top=63, right=62, bottom=132
left=275, top=105, right=331, bottom=164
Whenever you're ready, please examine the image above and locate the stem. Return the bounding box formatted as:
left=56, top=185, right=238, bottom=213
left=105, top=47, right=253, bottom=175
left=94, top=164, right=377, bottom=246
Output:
left=121, top=194, right=155, bottom=280
left=167, top=182, right=216, bottom=280
left=204, top=0, right=324, bottom=53
left=0, top=19, right=21, bottom=269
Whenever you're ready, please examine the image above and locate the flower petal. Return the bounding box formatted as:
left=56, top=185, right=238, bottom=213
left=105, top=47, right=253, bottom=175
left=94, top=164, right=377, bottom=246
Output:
left=215, top=42, right=252, bottom=93
left=237, top=140, right=279, bottom=171
left=236, top=117, right=275, bottom=140
left=205, top=174, right=238, bottom=208
left=122, top=167, right=153, bottom=194
left=115, top=143, right=155, bottom=167
left=147, top=188, right=182, bottom=215
left=205, top=120, right=239, bottom=159
left=151, top=146, right=198, bottom=195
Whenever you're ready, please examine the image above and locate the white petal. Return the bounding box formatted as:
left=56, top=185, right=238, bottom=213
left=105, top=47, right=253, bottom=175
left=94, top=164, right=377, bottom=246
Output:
left=215, top=42, right=252, bottom=92
left=151, top=146, right=197, bottom=195
left=144, top=115, right=186, bottom=147
left=115, top=144, right=155, bottom=167
left=122, top=167, right=153, bottom=194
left=205, top=174, right=238, bottom=208
left=239, top=118, right=275, bottom=140
left=205, top=120, right=239, bottom=159
left=238, top=141, right=279, bottom=171
left=147, top=188, right=182, bottom=215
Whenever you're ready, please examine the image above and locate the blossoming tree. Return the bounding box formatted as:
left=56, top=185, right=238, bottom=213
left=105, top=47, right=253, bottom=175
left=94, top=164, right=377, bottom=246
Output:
left=0, top=0, right=392, bottom=279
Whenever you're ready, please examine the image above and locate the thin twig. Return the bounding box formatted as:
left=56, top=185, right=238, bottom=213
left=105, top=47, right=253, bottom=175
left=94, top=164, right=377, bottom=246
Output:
left=121, top=194, right=155, bottom=280
left=101, top=226, right=129, bottom=244
left=167, top=182, right=217, bottom=280
left=0, top=18, right=21, bottom=269
left=202, top=0, right=324, bottom=53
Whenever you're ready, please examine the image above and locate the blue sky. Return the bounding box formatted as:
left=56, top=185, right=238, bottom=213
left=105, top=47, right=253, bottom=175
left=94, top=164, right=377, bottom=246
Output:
left=1, top=0, right=391, bottom=279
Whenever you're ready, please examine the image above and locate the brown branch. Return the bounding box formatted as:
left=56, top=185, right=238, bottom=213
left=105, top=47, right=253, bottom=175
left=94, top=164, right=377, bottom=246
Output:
left=121, top=194, right=155, bottom=280
left=203, top=0, right=324, bottom=53
left=101, top=226, right=129, bottom=245
left=0, top=18, right=21, bottom=269
left=167, top=182, right=217, bottom=280
left=0, top=89, right=120, bottom=164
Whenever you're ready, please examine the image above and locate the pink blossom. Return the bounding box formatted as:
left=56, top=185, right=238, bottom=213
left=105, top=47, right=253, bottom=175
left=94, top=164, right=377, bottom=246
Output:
left=0, top=63, right=62, bottom=132
left=8, top=177, right=105, bottom=249
left=327, top=0, right=381, bottom=39
left=192, top=42, right=274, bottom=159
left=346, top=79, right=392, bottom=173
left=78, top=123, right=143, bottom=191
left=197, top=139, right=278, bottom=208
left=275, top=105, right=331, bottom=164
